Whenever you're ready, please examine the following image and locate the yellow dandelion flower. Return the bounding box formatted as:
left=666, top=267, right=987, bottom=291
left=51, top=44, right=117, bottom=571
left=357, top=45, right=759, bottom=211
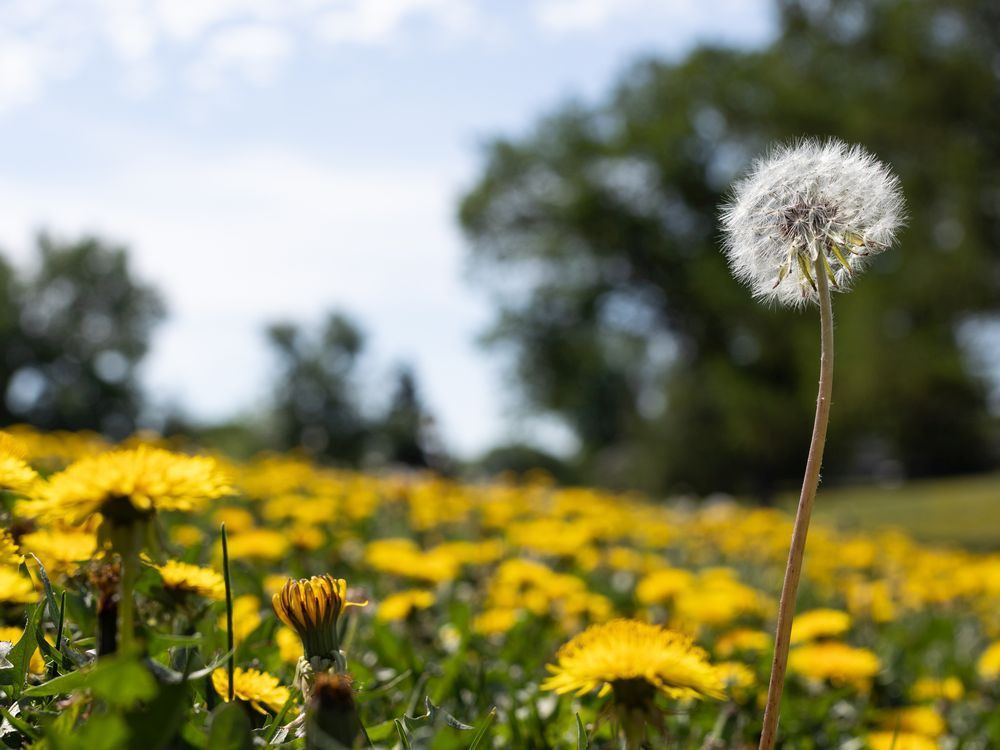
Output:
left=715, top=628, right=771, bottom=658
left=18, top=446, right=232, bottom=527
left=0, top=432, right=40, bottom=495
left=714, top=661, right=757, bottom=702
left=155, top=560, right=225, bottom=600
left=635, top=568, right=695, bottom=605
left=878, top=705, right=946, bottom=738
left=0, top=530, right=22, bottom=566
left=977, top=640, right=1000, bottom=680
left=473, top=608, right=520, bottom=636
left=542, top=619, right=725, bottom=702
left=223, top=528, right=290, bottom=561
left=212, top=667, right=290, bottom=714
left=272, top=575, right=366, bottom=659
left=789, top=608, right=852, bottom=644
left=0, top=626, right=44, bottom=674
left=0, top=566, right=37, bottom=604
left=377, top=590, right=435, bottom=622
left=866, top=731, right=939, bottom=750
left=170, top=524, right=204, bottom=547
left=276, top=626, right=301, bottom=663
left=19, top=529, right=98, bottom=579
left=911, top=676, right=964, bottom=702
left=212, top=506, right=256, bottom=533
left=218, top=595, right=262, bottom=643
left=787, top=641, right=880, bottom=691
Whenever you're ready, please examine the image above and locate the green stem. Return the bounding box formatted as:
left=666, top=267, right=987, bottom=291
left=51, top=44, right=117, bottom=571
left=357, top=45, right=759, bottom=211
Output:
left=119, top=547, right=140, bottom=655
left=758, top=253, right=835, bottom=750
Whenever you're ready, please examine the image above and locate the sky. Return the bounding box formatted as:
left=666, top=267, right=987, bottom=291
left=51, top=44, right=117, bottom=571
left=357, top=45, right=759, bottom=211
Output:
left=0, top=0, right=774, bottom=457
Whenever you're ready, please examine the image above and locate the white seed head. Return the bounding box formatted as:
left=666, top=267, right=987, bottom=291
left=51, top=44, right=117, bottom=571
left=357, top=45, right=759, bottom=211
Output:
left=720, top=139, right=905, bottom=307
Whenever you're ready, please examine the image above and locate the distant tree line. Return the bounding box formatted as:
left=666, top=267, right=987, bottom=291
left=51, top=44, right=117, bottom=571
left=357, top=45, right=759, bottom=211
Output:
left=0, top=235, right=439, bottom=471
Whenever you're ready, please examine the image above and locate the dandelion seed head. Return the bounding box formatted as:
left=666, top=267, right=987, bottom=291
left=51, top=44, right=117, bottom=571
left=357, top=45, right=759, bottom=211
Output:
left=720, top=139, right=905, bottom=307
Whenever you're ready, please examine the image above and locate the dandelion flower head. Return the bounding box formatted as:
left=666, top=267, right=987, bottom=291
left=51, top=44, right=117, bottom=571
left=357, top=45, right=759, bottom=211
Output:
left=19, top=446, right=232, bottom=526
left=542, top=619, right=725, bottom=702
left=212, top=667, right=290, bottom=714
left=721, top=139, right=905, bottom=307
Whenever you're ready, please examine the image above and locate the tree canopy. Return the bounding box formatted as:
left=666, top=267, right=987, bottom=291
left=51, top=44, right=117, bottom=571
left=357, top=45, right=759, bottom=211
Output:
left=459, top=0, right=1000, bottom=496
left=0, top=234, right=165, bottom=438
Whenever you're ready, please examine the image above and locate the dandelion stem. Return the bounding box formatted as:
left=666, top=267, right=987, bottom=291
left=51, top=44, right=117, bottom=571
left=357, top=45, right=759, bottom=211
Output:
left=758, top=252, right=834, bottom=750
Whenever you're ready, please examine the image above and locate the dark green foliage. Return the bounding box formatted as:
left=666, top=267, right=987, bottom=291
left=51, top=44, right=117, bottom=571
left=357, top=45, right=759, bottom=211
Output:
left=0, top=234, right=165, bottom=438
left=459, top=0, right=1000, bottom=496
left=266, top=312, right=370, bottom=465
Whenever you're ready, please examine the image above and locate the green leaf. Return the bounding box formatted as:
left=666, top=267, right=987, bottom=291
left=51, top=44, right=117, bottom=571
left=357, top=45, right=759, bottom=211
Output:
left=23, top=654, right=156, bottom=708
left=468, top=708, right=496, bottom=750
left=206, top=702, right=254, bottom=750
left=576, top=714, right=589, bottom=750
left=28, top=554, right=61, bottom=626
left=0, top=703, right=40, bottom=741
left=393, top=718, right=412, bottom=750
left=1, top=602, right=43, bottom=697
left=123, top=681, right=191, bottom=750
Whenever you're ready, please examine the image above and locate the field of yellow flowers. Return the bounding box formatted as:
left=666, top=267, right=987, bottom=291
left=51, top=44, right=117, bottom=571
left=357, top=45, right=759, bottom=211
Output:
left=1, top=427, right=999, bottom=749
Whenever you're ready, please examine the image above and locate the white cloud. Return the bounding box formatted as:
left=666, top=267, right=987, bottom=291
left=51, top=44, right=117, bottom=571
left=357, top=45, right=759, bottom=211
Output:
left=316, top=0, right=475, bottom=45
left=188, top=24, right=292, bottom=89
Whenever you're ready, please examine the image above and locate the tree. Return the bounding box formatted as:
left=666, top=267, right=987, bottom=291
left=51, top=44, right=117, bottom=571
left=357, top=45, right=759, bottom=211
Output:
left=0, top=234, right=165, bottom=438
left=459, top=0, right=1000, bottom=496
left=373, top=366, right=433, bottom=469
left=266, top=312, right=369, bottom=464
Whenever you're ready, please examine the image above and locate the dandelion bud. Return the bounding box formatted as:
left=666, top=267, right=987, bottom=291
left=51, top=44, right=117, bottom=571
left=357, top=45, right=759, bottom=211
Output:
left=306, top=672, right=365, bottom=749
left=720, top=139, right=905, bottom=307
left=272, top=575, right=366, bottom=662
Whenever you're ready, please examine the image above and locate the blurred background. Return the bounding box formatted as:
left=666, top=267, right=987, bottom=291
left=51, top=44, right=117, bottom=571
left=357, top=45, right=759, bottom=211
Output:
left=0, top=0, right=997, bottom=538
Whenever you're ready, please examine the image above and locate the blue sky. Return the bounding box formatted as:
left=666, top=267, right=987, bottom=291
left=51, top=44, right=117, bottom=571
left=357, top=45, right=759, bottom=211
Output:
left=0, top=0, right=774, bottom=456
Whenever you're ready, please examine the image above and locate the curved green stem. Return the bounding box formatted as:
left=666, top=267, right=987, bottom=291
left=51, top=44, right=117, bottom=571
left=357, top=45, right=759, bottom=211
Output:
left=758, top=254, right=835, bottom=750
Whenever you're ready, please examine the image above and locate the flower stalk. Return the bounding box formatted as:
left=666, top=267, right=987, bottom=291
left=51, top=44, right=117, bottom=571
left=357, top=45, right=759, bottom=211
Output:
left=758, top=251, right=834, bottom=750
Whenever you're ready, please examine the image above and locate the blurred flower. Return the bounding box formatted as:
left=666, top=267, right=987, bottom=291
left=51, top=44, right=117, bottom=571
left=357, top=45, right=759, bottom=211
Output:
left=878, top=706, right=946, bottom=738
left=976, top=640, right=1000, bottom=680
left=0, top=530, right=22, bottom=566
left=635, top=568, right=694, bottom=605
left=18, top=446, right=232, bottom=528
left=714, top=628, right=771, bottom=658
left=473, top=607, right=520, bottom=636
left=0, top=432, right=40, bottom=495
left=376, top=589, right=435, bottom=622
left=0, top=566, right=36, bottom=604
left=720, top=139, right=904, bottom=307
left=714, top=661, right=757, bottom=703
left=789, top=608, right=851, bottom=644
left=212, top=667, right=290, bottom=714
left=276, top=627, right=301, bottom=663
left=272, top=575, right=366, bottom=660
left=219, top=595, right=261, bottom=643
left=223, top=528, right=290, bottom=561
left=911, top=676, right=964, bottom=702
left=787, top=641, right=880, bottom=691
left=543, top=619, right=724, bottom=701
left=866, top=732, right=939, bottom=750
left=154, top=560, right=225, bottom=600
left=19, top=529, right=98, bottom=579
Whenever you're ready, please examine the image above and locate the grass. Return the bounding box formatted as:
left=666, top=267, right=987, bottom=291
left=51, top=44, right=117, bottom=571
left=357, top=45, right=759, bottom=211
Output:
left=792, top=472, right=1000, bottom=550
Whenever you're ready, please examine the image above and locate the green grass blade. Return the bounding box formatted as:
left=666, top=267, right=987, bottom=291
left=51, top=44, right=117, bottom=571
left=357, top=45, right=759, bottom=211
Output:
left=221, top=522, right=235, bottom=703
left=468, top=708, right=496, bottom=750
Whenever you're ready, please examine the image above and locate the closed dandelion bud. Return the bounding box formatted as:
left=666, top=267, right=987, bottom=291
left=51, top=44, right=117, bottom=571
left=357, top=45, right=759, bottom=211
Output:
left=720, top=139, right=905, bottom=307
left=272, top=575, right=366, bottom=664
left=306, top=672, right=364, bottom=749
